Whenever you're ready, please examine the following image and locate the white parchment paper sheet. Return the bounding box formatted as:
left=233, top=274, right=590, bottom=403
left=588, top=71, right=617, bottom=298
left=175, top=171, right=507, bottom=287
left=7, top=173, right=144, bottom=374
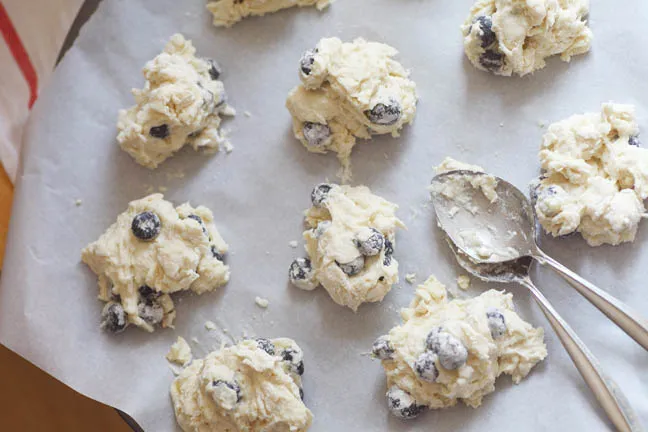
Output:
left=1, top=0, right=647, bottom=430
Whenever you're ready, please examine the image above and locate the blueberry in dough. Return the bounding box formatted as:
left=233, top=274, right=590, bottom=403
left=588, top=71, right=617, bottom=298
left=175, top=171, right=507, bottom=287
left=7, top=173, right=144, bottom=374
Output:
left=371, top=335, right=394, bottom=360
left=365, top=101, right=401, bottom=126
left=138, top=301, right=164, bottom=325
left=149, top=124, right=170, bottom=139
left=100, top=302, right=129, bottom=333
left=211, top=246, right=225, bottom=262
left=337, top=255, right=365, bottom=276
left=187, top=214, right=209, bottom=237
left=299, top=387, right=304, bottom=401
left=479, top=50, right=504, bottom=72
left=255, top=338, right=276, bottom=355
left=131, top=211, right=161, bottom=241
left=138, top=285, right=159, bottom=302
left=486, top=308, right=507, bottom=339
left=383, top=238, right=394, bottom=266
left=209, top=380, right=242, bottom=404
left=414, top=351, right=439, bottom=383
left=474, top=16, right=496, bottom=48
left=311, top=183, right=334, bottom=207
left=355, top=228, right=385, bottom=256
left=300, top=48, right=317, bottom=76
left=281, top=348, right=305, bottom=375
left=289, top=258, right=314, bottom=284
left=302, top=122, right=331, bottom=147
left=386, top=386, right=423, bottom=419
left=629, top=136, right=641, bottom=147
left=205, top=58, right=221, bottom=80
left=426, top=327, right=468, bottom=370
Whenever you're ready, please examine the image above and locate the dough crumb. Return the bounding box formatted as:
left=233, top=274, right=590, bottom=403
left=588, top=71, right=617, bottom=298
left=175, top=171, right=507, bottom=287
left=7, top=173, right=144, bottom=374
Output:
left=205, top=321, right=217, bottom=331
left=457, top=275, right=471, bottom=290
left=255, top=296, right=270, bottom=308
left=224, top=141, right=234, bottom=154
left=191, top=337, right=200, bottom=344
left=158, top=186, right=168, bottom=192
left=166, top=337, right=192, bottom=366
left=405, top=273, right=417, bottom=284
left=74, top=199, right=83, bottom=207
left=243, top=111, right=252, bottom=117
left=288, top=240, right=298, bottom=248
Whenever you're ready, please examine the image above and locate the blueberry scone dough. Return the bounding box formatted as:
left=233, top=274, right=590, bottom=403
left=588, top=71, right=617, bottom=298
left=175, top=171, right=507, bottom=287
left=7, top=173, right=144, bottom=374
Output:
left=207, top=0, right=331, bottom=28
left=117, top=34, right=234, bottom=169
left=81, top=194, right=229, bottom=332
left=462, top=0, right=592, bottom=76
left=289, top=184, right=405, bottom=311
left=171, top=338, right=312, bottom=432
left=372, top=276, right=546, bottom=418
left=286, top=38, right=417, bottom=180
left=533, top=103, right=648, bottom=246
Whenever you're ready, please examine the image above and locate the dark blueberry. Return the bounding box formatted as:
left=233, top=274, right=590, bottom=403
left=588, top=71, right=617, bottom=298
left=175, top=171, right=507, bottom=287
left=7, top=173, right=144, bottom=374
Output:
left=629, top=136, right=641, bottom=147
left=289, top=258, right=313, bottom=284
left=187, top=214, right=209, bottom=237
left=210, top=380, right=242, bottom=403
left=479, top=50, right=504, bottom=72
left=206, top=58, right=222, bottom=80
left=281, top=348, right=305, bottom=375
left=138, top=301, right=164, bottom=325
left=300, top=48, right=317, bottom=76
left=486, top=308, right=507, bottom=339
left=100, top=302, right=129, bottom=333
left=426, top=327, right=468, bottom=370
left=138, top=285, right=160, bottom=302
left=256, top=338, right=276, bottom=355
left=371, top=335, right=394, bottom=360
left=211, top=246, right=225, bottom=262
left=302, top=122, right=331, bottom=147
left=365, top=100, right=401, bottom=126
left=337, top=255, right=365, bottom=276
left=311, top=183, right=334, bottom=207
left=149, top=124, right=170, bottom=139
left=386, top=386, right=423, bottom=419
left=474, top=16, right=496, bottom=48
left=188, top=129, right=203, bottom=138
left=355, top=228, right=385, bottom=257
left=383, top=239, right=394, bottom=266
left=414, top=351, right=439, bottom=383
left=131, top=211, right=161, bottom=241
left=378, top=276, right=385, bottom=282
left=299, top=387, right=305, bottom=401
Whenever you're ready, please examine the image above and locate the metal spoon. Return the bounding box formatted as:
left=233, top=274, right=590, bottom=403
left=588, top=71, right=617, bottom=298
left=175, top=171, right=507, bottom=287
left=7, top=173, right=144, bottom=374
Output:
left=430, top=170, right=648, bottom=350
left=446, top=239, right=641, bottom=432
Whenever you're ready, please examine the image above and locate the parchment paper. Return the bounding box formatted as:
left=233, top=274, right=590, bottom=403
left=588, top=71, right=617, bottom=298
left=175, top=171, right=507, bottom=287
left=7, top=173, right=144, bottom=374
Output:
left=1, top=0, right=647, bottom=430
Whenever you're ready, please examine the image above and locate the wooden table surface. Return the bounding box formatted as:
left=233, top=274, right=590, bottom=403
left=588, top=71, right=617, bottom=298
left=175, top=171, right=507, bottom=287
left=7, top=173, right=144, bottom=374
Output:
left=0, top=166, right=131, bottom=430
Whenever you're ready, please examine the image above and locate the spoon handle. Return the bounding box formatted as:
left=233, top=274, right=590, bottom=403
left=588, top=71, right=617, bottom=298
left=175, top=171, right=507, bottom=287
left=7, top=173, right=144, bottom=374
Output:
left=519, top=278, right=641, bottom=432
left=535, top=249, right=648, bottom=351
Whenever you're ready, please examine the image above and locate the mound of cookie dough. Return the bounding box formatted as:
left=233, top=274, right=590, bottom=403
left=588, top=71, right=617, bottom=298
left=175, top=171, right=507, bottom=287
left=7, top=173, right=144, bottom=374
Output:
left=81, top=194, right=229, bottom=332
left=289, top=183, right=405, bottom=311
left=286, top=37, right=417, bottom=180
left=533, top=103, right=648, bottom=246
left=462, top=0, right=592, bottom=76
left=117, top=34, right=234, bottom=169
left=207, top=0, right=331, bottom=28
left=372, top=276, right=546, bottom=417
left=171, top=337, right=311, bottom=432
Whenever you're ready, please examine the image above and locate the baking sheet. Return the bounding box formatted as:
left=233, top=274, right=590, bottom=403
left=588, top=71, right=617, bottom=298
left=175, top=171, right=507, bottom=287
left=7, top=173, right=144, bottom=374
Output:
left=1, top=0, right=647, bottom=430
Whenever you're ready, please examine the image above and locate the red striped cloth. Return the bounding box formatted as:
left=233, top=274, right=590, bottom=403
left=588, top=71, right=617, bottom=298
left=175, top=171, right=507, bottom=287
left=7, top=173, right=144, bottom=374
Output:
left=0, top=0, right=83, bottom=182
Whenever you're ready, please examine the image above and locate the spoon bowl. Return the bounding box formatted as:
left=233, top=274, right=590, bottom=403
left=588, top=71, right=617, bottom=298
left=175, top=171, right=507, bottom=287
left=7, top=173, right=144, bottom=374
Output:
left=430, top=170, right=536, bottom=264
